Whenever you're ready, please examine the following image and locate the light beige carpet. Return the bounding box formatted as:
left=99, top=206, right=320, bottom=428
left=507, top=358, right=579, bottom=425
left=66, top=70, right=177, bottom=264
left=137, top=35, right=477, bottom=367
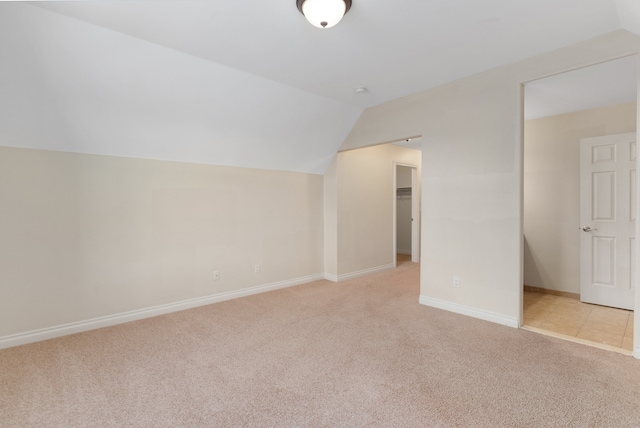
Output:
left=1, top=260, right=640, bottom=427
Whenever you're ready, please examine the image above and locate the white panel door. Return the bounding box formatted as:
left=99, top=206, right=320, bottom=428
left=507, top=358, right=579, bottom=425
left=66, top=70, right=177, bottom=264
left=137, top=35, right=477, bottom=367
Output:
left=580, top=132, right=636, bottom=310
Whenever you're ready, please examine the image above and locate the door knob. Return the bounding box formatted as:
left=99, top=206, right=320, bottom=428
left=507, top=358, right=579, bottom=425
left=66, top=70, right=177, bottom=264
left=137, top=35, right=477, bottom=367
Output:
left=581, top=226, right=596, bottom=232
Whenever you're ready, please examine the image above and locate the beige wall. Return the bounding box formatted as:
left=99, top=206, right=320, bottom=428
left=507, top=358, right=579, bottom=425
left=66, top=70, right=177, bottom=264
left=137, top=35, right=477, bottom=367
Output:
left=0, top=147, right=324, bottom=339
left=341, top=30, right=640, bottom=332
left=336, top=144, right=421, bottom=276
left=524, top=102, right=637, bottom=293
left=324, top=158, right=338, bottom=277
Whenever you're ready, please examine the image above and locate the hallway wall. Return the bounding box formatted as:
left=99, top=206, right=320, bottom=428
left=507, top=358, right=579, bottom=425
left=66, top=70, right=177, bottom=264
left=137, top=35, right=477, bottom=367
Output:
left=326, top=144, right=420, bottom=279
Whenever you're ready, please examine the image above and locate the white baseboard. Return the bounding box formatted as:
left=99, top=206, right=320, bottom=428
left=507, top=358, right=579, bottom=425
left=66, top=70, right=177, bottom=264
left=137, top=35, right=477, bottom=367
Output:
left=337, top=263, right=395, bottom=282
left=397, top=249, right=411, bottom=255
left=324, top=273, right=338, bottom=282
left=0, top=273, right=325, bottom=350
left=634, top=345, right=640, bottom=360
left=419, top=295, right=519, bottom=328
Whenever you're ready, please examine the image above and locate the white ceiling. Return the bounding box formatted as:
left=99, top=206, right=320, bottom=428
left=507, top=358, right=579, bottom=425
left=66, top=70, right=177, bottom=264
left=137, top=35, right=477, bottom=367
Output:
left=3, top=1, right=640, bottom=172
left=33, top=0, right=625, bottom=109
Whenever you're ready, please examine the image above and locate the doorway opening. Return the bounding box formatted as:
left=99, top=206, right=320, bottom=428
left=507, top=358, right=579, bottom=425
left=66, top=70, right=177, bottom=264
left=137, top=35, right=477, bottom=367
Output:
left=522, top=56, right=637, bottom=354
left=395, top=163, right=420, bottom=266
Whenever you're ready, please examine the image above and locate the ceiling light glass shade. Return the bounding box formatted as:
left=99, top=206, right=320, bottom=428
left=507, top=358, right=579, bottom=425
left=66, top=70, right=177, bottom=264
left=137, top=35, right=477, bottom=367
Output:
left=297, top=0, right=352, bottom=29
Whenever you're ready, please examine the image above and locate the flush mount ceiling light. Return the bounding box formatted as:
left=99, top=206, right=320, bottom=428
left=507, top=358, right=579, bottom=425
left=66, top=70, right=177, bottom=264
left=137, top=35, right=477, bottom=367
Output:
left=297, top=0, right=352, bottom=29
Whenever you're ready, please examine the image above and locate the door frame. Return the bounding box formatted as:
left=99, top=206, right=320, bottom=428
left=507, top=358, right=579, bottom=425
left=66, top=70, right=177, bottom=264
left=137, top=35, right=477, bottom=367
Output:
left=393, top=161, right=420, bottom=267
left=519, top=54, right=640, bottom=359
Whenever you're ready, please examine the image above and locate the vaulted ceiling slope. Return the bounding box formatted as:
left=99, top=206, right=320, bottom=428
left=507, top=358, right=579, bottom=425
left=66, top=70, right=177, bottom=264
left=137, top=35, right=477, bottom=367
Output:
left=0, top=3, right=360, bottom=174
left=1, top=1, right=639, bottom=174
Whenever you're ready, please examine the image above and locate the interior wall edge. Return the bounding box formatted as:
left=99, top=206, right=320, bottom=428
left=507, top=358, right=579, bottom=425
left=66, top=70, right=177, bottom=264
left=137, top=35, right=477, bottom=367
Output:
left=323, top=273, right=338, bottom=282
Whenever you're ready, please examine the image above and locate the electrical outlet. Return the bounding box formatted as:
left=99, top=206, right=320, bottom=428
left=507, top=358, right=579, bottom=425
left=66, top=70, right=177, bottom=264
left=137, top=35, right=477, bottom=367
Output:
left=213, top=270, right=220, bottom=281
left=453, top=276, right=460, bottom=288
left=254, top=264, right=261, bottom=274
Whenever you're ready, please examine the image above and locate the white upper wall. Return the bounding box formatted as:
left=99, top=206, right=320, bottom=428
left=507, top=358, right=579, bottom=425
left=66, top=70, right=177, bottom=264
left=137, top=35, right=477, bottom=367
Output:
left=0, top=3, right=361, bottom=175
left=617, top=0, right=640, bottom=36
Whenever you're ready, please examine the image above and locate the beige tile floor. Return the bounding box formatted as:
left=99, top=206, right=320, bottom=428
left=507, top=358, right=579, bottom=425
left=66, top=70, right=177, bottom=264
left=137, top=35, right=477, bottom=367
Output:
left=523, top=291, right=634, bottom=351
